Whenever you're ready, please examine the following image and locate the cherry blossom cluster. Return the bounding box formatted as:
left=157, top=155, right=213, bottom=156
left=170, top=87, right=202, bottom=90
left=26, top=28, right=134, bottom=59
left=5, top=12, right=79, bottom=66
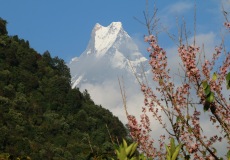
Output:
left=174, top=84, right=190, bottom=109
left=127, top=115, right=141, bottom=139
left=212, top=46, right=222, bottom=69
left=191, top=110, right=201, bottom=136
left=141, top=84, right=164, bottom=128
left=145, top=35, right=169, bottom=82
left=178, top=45, right=201, bottom=82
left=127, top=81, right=174, bottom=158
left=127, top=112, right=157, bottom=158
left=218, top=52, right=230, bottom=84
left=202, top=60, right=211, bottom=80
left=178, top=110, right=205, bottom=159
left=201, top=46, right=222, bottom=93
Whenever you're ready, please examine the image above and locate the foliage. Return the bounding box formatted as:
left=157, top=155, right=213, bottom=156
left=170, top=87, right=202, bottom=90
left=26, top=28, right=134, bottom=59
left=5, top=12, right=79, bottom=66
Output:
left=0, top=18, right=8, bottom=35
left=115, top=139, right=138, bottom=160
left=0, top=153, right=31, bottom=160
left=113, top=139, right=148, bottom=160
left=165, top=138, right=182, bottom=160
left=0, top=18, right=128, bottom=159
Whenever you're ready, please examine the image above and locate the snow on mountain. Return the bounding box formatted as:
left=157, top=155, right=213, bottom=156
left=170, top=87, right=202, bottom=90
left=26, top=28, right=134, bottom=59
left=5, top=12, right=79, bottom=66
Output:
left=93, top=22, right=122, bottom=55
left=68, top=22, right=150, bottom=124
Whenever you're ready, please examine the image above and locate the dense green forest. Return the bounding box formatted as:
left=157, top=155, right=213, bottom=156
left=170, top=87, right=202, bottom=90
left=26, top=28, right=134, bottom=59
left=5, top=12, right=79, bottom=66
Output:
left=0, top=18, right=128, bottom=159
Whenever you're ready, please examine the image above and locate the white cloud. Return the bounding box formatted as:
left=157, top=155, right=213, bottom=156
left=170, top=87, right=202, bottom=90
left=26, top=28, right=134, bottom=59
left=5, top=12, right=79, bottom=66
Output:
left=80, top=78, right=145, bottom=124
left=166, top=2, right=193, bottom=14
left=131, top=33, right=149, bottom=57
left=79, top=78, right=171, bottom=150
left=81, top=80, right=123, bottom=109
left=222, top=0, right=230, bottom=10
left=157, top=2, right=194, bottom=34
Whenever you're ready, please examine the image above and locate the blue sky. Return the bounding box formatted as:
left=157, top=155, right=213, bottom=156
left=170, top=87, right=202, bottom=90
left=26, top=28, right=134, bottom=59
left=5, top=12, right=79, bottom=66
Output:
left=0, top=0, right=229, bottom=62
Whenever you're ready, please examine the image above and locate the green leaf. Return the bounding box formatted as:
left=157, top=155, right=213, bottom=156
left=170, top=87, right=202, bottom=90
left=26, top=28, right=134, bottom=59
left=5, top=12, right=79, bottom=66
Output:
left=166, top=154, right=171, bottom=160
left=227, top=150, right=230, bottom=160
left=123, top=139, right=128, bottom=149
left=204, top=85, right=211, bottom=95
left=165, top=144, right=171, bottom=158
left=202, top=81, right=208, bottom=89
left=171, top=144, right=182, bottom=160
left=206, top=92, right=214, bottom=103
left=176, top=116, right=181, bottom=122
left=226, top=72, right=230, bottom=81
left=212, top=72, right=217, bottom=80
left=139, top=154, right=147, bottom=160
left=188, top=128, right=192, bottom=133
left=117, top=148, right=127, bottom=160
left=130, top=142, right=138, bottom=157
left=226, top=72, right=230, bottom=90
left=204, top=101, right=210, bottom=112
left=125, top=143, right=134, bottom=156
left=227, top=82, right=230, bottom=90
left=115, top=149, right=120, bottom=156
left=170, top=138, right=176, bottom=154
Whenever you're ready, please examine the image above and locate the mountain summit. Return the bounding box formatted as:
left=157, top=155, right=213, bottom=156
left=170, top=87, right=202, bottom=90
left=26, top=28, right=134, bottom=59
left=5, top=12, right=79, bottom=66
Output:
left=69, top=22, right=149, bottom=123
left=91, top=22, right=123, bottom=55
left=70, top=22, right=144, bottom=61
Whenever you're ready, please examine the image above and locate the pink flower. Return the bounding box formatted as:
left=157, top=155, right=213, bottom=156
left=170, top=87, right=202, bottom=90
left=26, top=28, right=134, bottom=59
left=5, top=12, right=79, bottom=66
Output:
left=224, top=22, right=230, bottom=30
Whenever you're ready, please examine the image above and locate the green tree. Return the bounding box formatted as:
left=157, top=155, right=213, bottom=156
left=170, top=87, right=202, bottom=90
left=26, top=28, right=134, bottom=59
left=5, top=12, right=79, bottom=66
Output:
left=0, top=18, right=8, bottom=35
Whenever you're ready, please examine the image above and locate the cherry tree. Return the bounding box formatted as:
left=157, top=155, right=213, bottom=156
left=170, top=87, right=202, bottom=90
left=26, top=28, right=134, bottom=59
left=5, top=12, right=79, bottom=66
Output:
left=122, top=2, right=230, bottom=160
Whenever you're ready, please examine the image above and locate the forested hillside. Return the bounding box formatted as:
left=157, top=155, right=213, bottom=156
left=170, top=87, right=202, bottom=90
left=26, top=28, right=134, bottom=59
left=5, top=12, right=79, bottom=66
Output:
left=0, top=18, right=128, bottom=159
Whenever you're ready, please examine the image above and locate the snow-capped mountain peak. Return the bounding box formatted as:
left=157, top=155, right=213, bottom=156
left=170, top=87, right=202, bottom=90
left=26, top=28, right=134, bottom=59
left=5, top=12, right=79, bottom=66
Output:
left=69, top=21, right=149, bottom=88
left=94, top=22, right=123, bottom=54
left=85, top=22, right=130, bottom=57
